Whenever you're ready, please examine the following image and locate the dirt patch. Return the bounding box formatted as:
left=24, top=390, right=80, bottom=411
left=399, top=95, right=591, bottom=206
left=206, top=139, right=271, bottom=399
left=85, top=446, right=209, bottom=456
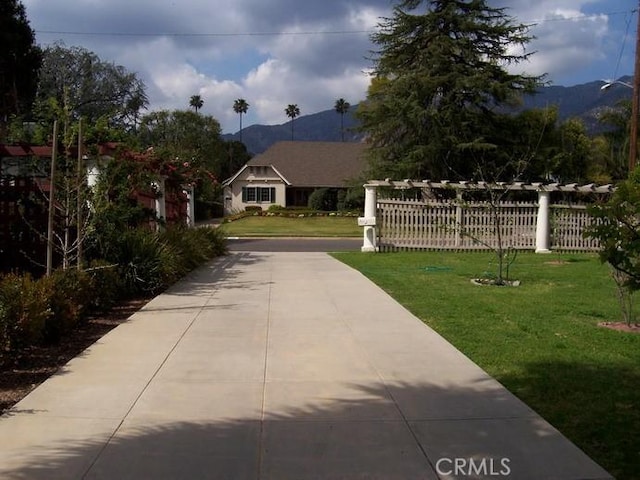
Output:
left=0, top=296, right=152, bottom=415
left=598, top=322, right=640, bottom=334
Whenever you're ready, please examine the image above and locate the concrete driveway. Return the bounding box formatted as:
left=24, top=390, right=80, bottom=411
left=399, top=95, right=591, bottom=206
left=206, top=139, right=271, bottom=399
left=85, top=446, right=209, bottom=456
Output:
left=0, top=252, right=612, bottom=479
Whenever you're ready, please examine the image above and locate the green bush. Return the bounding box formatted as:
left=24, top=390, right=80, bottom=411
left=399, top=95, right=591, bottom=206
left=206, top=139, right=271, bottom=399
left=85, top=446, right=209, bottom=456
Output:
left=43, top=269, right=95, bottom=342
left=0, top=225, right=227, bottom=355
left=245, top=205, right=263, bottom=212
left=163, top=226, right=228, bottom=270
left=102, top=227, right=227, bottom=297
left=195, top=226, right=228, bottom=258
left=86, top=260, right=123, bottom=312
left=308, top=188, right=338, bottom=211
left=0, top=273, right=51, bottom=351
left=103, top=229, right=181, bottom=296
left=338, top=187, right=365, bottom=211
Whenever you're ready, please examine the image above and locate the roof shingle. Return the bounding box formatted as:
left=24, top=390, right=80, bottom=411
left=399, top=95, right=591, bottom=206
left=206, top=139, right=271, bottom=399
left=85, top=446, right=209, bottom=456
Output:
left=246, top=141, right=367, bottom=187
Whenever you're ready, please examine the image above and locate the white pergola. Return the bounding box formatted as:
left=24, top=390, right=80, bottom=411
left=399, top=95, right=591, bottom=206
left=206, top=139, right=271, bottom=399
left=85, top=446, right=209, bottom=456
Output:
left=359, top=180, right=616, bottom=253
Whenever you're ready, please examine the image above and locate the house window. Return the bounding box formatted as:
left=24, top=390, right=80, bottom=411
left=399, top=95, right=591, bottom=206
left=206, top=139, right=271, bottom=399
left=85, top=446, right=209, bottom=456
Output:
left=260, top=187, right=272, bottom=202
left=242, top=186, right=276, bottom=203
left=245, top=187, right=256, bottom=202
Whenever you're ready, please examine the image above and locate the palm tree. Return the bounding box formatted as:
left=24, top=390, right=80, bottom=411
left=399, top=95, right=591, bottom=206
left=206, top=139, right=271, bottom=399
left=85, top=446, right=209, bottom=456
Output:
left=189, top=95, right=203, bottom=113
left=285, top=104, right=300, bottom=140
left=233, top=98, right=249, bottom=143
left=334, top=98, right=351, bottom=141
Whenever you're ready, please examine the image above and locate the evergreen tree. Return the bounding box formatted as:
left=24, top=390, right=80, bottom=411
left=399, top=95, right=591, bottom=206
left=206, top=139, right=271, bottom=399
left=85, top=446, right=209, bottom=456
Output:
left=358, top=0, right=544, bottom=180
left=0, top=0, right=42, bottom=138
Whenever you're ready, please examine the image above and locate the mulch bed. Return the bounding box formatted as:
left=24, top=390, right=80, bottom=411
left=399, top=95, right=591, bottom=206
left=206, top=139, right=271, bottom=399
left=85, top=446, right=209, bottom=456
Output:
left=0, top=296, right=152, bottom=415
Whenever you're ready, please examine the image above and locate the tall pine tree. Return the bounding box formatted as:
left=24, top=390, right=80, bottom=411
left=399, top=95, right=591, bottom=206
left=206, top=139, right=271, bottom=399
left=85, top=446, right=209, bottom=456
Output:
left=0, top=0, right=42, bottom=138
left=358, top=0, right=544, bottom=180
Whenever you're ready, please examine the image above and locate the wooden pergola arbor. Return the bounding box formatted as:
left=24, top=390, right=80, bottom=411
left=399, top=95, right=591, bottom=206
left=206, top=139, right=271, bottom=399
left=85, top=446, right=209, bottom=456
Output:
left=359, top=180, right=616, bottom=253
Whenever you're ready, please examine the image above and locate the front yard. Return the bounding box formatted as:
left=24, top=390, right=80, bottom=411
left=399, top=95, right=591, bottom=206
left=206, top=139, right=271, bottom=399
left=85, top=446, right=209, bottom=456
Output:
left=219, top=214, right=361, bottom=237
left=332, top=251, right=640, bottom=480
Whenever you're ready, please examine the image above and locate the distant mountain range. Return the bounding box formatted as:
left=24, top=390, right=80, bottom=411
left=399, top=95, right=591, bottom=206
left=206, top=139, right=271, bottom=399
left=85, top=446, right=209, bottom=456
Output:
left=224, top=77, right=633, bottom=155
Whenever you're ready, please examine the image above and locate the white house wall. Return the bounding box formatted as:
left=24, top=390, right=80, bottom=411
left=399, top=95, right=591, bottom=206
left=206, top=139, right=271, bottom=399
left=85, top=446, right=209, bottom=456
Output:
left=224, top=165, right=286, bottom=214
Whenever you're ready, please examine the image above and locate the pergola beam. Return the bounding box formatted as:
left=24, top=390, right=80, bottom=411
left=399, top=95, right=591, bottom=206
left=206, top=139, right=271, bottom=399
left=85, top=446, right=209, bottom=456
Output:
left=364, top=180, right=616, bottom=194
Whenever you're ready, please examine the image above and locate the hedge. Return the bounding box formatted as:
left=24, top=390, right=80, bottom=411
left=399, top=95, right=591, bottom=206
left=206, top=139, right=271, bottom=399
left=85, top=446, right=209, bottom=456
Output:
left=0, top=226, right=227, bottom=357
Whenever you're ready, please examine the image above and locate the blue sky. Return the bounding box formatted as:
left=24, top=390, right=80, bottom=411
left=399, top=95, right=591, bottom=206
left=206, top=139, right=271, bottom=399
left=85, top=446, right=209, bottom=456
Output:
left=21, top=0, right=637, bottom=133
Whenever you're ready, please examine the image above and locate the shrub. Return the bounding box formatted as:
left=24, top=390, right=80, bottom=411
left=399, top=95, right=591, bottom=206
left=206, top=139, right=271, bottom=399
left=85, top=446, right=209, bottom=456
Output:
left=245, top=205, right=263, bottom=212
left=197, top=226, right=228, bottom=258
left=162, top=227, right=207, bottom=271
left=338, top=187, right=365, bottom=211
left=103, top=229, right=181, bottom=296
left=43, top=268, right=95, bottom=342
left=308, top=188, right=338, bottom=211
left=267, top=204, right=286, bottom=212
left=102, top=226, right=227, bottom=297
left=161, top=226, right=227, bottom=271
left=0, top=273, right=51, bottom=351
left=86, top=260, right=123, bottom=312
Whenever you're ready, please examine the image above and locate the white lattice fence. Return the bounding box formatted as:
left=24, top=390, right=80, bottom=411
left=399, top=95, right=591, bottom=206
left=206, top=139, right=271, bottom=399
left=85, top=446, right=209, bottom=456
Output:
left=377, top=198, right=596, bottom=252
left=458, top=202, right=538, bottom=250
left=551, top=204, right=600, bottom=251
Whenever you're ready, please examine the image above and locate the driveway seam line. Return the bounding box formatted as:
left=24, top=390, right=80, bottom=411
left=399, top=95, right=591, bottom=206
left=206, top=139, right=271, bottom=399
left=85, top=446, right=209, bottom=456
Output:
left=257, top=255, right=273, bottom=480
left=80, top=284, right=219, bottom=479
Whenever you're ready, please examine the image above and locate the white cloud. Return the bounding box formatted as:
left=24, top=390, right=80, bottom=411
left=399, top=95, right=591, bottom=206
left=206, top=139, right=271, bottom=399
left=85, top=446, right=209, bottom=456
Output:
left=22, top=0, right=632, bottom=132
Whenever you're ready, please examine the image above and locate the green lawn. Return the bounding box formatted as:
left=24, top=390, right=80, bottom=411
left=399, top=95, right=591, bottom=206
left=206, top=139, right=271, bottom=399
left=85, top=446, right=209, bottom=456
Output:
left=331, top=251, right=640, bottom=480
left=219, top=215, right=362, bottom=237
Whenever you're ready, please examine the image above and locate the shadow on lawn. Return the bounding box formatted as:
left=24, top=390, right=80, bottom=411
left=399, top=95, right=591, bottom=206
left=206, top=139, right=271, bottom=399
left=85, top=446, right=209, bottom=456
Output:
left=1, top=380, right=613, bottom=480
left=498, top=359, right=640, bottom=480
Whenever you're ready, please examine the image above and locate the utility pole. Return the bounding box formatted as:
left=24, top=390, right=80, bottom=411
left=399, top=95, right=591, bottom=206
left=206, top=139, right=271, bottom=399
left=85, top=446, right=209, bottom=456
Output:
left=46, top=120, right=58, bottom=276
left=630, top=2, right=640, bottom=172
left=76, top=118, right=83, bottom=269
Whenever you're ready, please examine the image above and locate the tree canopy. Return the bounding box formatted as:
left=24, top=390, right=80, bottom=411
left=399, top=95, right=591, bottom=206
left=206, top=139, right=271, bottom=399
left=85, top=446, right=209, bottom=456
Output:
left=34, top=44, right=148, bottom=131
left=189, top=95, right=203, bottom=113
left=358, top=0, right=545, bottom=181
left=136, top=109, right=249, bottom=216
left=0, top=0, right=42, bottom=137
left=285, top=104, right=300, bottom=140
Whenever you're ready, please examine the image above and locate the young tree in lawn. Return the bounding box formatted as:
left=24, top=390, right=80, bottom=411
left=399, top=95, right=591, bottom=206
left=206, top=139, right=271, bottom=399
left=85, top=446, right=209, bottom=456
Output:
left=285, top=104, right=300, bottom=140
left=334, top=98, right=350, bottom=142
left=585, top=168, right=640, bottom=325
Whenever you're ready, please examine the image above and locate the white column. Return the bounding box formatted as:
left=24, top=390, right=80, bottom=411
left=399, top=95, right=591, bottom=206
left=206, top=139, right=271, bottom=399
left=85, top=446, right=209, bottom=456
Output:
left=360, top=185, right=377, bottom=252
left=535, top=190, right=551, bottom=253
left=184, top=185, right=195, bottom=228
left=85, top=157, right=100, bottom=188
left=154, top=177, right=166, bottom=231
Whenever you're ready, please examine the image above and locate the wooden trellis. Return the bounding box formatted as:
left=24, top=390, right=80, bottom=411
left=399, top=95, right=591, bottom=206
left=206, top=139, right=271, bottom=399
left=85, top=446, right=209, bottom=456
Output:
left=359, top=180, right=614, bottom=253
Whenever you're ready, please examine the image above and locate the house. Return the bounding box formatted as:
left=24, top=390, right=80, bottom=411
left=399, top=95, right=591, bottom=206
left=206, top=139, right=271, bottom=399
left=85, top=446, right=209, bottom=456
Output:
left=222, top=141, right=367, bottom=214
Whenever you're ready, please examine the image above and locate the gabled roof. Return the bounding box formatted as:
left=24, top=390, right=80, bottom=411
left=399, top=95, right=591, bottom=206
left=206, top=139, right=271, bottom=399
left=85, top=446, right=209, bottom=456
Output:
left=233, top=141, right=367, bottom=188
